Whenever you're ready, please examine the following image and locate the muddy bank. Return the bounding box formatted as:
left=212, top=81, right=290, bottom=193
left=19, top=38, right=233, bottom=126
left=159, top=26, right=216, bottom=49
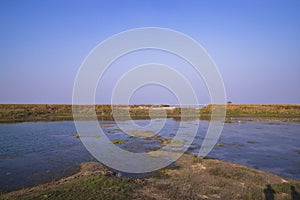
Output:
left=2, top=154, right=300, bottom=200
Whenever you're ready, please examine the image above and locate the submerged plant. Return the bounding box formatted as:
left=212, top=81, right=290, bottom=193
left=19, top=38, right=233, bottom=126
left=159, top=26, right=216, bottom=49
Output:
left=110, top=139, right=126, bottom=144
left=71, top=134, right=80, bottom=139
left=161, top=139, right=184, bottom=147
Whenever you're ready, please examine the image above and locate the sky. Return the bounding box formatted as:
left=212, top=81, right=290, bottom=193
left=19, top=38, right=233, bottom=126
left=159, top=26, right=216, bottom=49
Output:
left=0, top=0, right=299, bottom=104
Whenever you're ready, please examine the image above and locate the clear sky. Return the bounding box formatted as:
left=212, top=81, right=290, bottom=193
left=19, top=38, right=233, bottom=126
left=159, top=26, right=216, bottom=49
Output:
left=0, top=0, right=299, bottom=104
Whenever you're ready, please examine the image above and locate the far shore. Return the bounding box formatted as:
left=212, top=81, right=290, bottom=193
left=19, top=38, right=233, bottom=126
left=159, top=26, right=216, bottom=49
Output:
left=0, top=104, right=299, bottom=123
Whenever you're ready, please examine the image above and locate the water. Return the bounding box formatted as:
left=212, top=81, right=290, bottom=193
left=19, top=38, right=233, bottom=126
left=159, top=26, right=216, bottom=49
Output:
left=0, top=119, right=299, bottom=192
left=0, top=122, right=95, bottom=192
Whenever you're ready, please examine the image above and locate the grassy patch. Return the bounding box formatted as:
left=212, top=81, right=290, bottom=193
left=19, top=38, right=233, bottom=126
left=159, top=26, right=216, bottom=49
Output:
left=273, top=182, right=300, bottom=194
left=241, top=183, right=300, bottom=200
left=200, top=104, right=300, bottom=118
left=242, top=187, right=263, bottom=200
left=209, top=167, right=244, bottom=180
left=18, top=174, right=135, bottom=200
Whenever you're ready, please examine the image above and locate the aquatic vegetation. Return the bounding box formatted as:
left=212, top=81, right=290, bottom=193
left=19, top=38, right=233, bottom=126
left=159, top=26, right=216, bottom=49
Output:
left=247, top=141, right=258, bottom=144
left=110, top=140, right=126, bottom=144
left=89, top=135, right=101, bottom=139
left=106, top=131, right=115, bottom=134
left=161, top=139, right=184, bottom=148
left=71, top=134, right=101, bottom=139
left=127, top=130, right=155, bottom=137
left=71, top=134, right=80, bottom=139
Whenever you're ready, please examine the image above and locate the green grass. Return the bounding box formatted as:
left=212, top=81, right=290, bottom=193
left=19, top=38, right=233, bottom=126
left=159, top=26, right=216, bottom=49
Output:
left=18, top=174, right=136, bottom=200
left=209, top=167, right=244, bottom=180
left=273, top=182, right=300, bottom=194
left=242, top=187, right=263, bottom=200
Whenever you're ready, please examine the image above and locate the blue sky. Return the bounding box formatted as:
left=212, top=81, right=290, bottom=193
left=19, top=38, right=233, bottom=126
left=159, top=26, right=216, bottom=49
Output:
left=0, top=0, right=299, bottom=104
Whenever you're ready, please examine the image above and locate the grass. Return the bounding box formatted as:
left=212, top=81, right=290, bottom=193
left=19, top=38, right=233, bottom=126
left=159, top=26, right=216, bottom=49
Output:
left=273, top=182, right=300, bottom=194
left=209, top=167, right=244, bottom=180
left=241, top=183, right=300, bottom=200
left=3, top=154, right=300, bottom=200
left=17, top=174, right=136, bottom=200
left=242, top=187, right=263, bottom=200
left=200, top=104, right=300, bottom=117
left=0, top=104, right=299, bottom=122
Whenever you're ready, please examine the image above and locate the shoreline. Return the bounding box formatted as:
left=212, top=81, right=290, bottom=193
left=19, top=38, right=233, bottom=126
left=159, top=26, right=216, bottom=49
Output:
left=2, top=154, right=300, bottom=200
left=0, top=104, right=299, bottom=123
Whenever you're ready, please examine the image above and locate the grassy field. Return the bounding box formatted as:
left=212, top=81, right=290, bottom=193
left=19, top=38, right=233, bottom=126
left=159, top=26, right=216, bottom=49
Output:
left=2, top=154, right=300, bottom=200
left=0, top=104, right=299, bottom=123
left=200, top=104, right=300, bottom=117
left=0, top=104, right=191, bottom=122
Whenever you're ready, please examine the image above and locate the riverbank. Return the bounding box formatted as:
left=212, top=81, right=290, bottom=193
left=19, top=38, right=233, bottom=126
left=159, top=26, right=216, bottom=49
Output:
left=0, top=104, right=299, bottom=123
left=2, top=154, right=299, bottom=200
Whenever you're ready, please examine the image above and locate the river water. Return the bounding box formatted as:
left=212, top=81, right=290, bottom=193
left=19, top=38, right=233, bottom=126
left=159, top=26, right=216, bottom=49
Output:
left=0, top=119, right=299, bottom=192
